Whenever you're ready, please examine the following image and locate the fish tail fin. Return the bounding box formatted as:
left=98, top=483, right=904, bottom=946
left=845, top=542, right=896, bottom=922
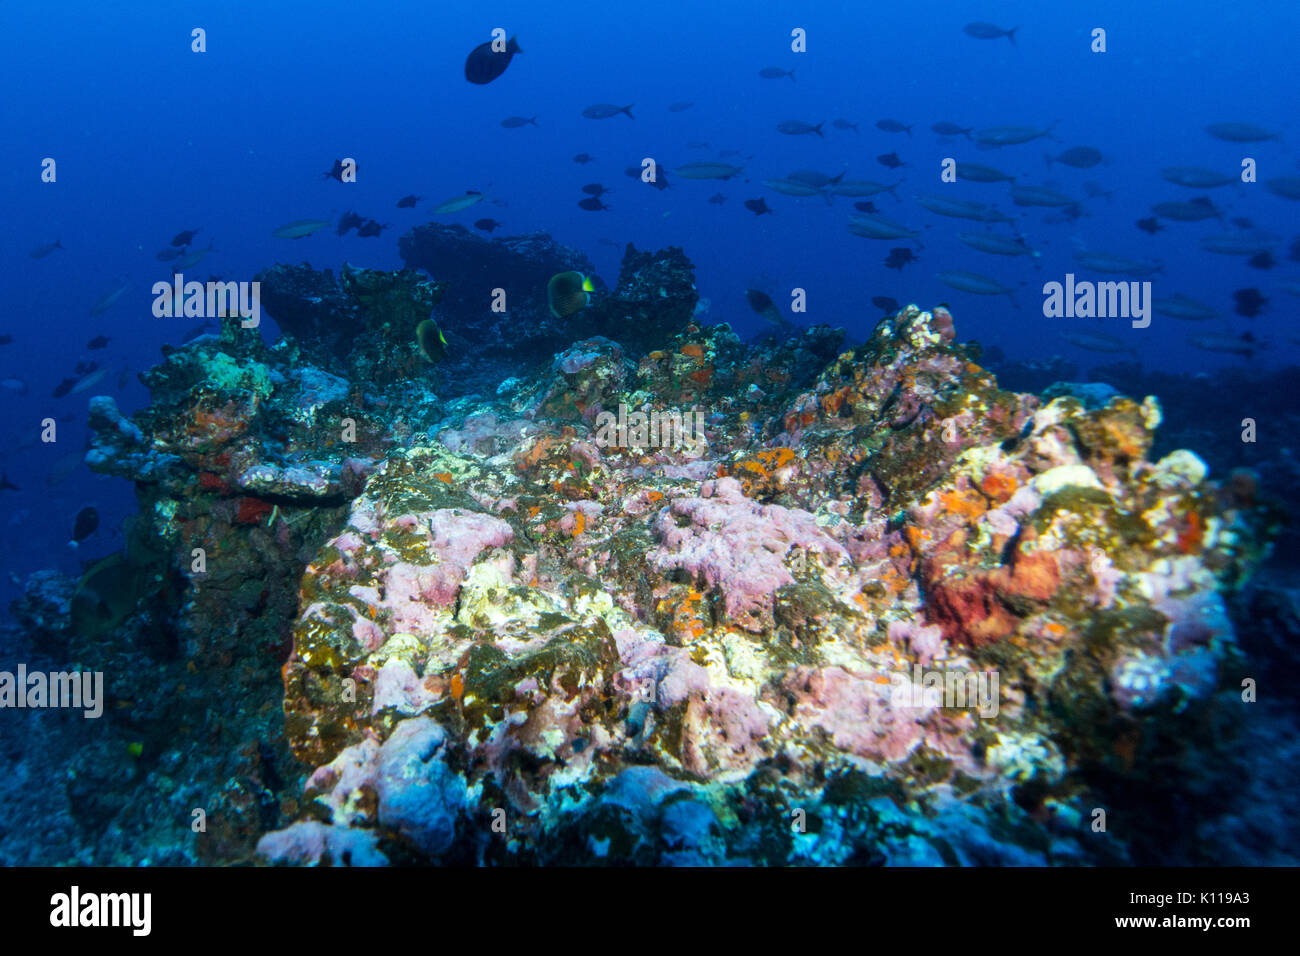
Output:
left=829, top=170, right=846, bottom=184
left=623, top=104, right=635, bottom=119
left=1007, top=27, right=1017, bottom=46
left=529, top=116, right=538, bottom=125
left=788, top=70, right=796, bottom=81
left=962, top=128, right=973, bottom=139
left=905, top=125, right=913, bottom=136
left=813, top=123, right=824, bottom=137
left=509, top=36, right=522, bottom=54
left=55, top=239, right=63, bottom=249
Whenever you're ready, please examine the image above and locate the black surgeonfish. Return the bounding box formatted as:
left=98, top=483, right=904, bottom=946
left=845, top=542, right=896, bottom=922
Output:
left=71, top=506, right=99, bottom=546
left=465, top=36, right=522, bottom=85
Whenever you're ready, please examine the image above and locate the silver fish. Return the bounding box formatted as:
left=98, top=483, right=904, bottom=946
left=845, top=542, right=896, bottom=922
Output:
left=1009, top=185, right=1079, bottom=208
left=847, top=214, right=922, bottom=244
left=1199, top=230, right=1280, bottom=255
left=915, top=194, right=1015, bottom=222
left=272, top=219, right=331, bottom=238
left=786, top=169, right=845, bottom=188
left=1072, top=250, right=1163, bottom=276
left=936, top=270, right=1019, bottom=306
left=176, top=242, right=217, bottom=269
left=1205, top=122, right=1279, bottom=143
left=776, top=120, right=823, bottom=136
left=675, top=162, right=744, bottom=180
left=1151, top=198, right=1221, bottom=221
left=1188, top=333, right=1259, bottom=356
left=1159, top=166, right=1236, bottom=188
left=89, top=278, right=132, bottom=315
left=1045, top=146, right=1103, bottom=168
left=827, top=180, right=900, bottom=197
left=956, top=162, right=1015, bottom=183
left=959, top=232, right=1039, bottom=257
left=973, top=123, right=1057, bottom=147
left=1153, top=294, right=1219, bottom=321
left=431, top=192, right=485, bottom=214
left=764, top=178, right=826, bottom=197
left=1060, top=331, right=1136, bottom=354
left=70, top=367, right=111, bottom=395
left=582, top=103, right=634, bottom=119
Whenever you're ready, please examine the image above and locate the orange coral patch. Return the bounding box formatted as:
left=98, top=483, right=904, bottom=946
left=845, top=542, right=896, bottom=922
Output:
left=979, top=471, right=1019, bottom=503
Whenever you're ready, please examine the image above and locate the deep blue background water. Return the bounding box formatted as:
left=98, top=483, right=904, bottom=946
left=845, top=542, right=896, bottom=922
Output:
left=2, top=0, right=1297, bottom=606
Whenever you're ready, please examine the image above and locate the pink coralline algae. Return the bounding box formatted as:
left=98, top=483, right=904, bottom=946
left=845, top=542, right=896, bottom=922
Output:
left=255, top=303, right=1277, bottom=867
left=648, top=476, right=849, bottom=626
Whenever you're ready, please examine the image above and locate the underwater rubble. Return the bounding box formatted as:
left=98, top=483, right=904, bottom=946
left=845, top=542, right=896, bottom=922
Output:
left=4, top=237, right=1286, bottom=866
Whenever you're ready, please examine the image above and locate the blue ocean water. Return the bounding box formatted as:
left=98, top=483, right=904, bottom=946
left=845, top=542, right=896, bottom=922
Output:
left=3, top=2, right=1298, bottom=586
left=0, top=3, right=1297, bottom=873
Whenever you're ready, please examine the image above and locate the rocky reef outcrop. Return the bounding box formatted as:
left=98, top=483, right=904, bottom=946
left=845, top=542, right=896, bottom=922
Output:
left=258, top=305, right=1275, bottom=866
left=5, top=231, right=1283, bottom=865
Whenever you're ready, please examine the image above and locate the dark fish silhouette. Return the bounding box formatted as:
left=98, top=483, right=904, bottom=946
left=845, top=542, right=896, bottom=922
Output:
left=1045, top=146, right=1103, bottom=168
left=876, top=119, right=912, bottom=135
left=884, top=247, right=917, bottom=271
left=853, top=201, right=879, bottom=214
left=1247, top=251, right=1275, bottom=270
left=397, top=194, right=421, bottom=208
left=337, top=210, right=365, bottom=236
left=581, top=183, right=611, bottom=197
left=474, top=218, right=501, bottom=232
left=625, top=166, right=669, bottom=190
left=171, top=229, right=199, bottom=247
left=87, top=335, right=110, bottom=349
left=0, top=473, right=18, bottom=492
left=1136, top=217, right=1164, bottom=235
left=877, top=152, right=905, bottom=169
left=52, top=377, right=78, bottom=398
left=356, top=220, right=388, bottom=238
left=582, top=103, right=634, bottom=119
left=932, top=122, right=973, bottom=138
left=0, top=335, right=13, bottom=345
left=72, top=506, right=99, bottom=544
left=1233, top=287, right=1268, bottom=317
left=872, top=296, right=901, bottom=314
left=759, top=67, right=795, bottom=80
left=465, top=35, right=521, bottom=85
left=708, top=193, right=727, bottom=204
left=744, top=198, right=773, bottom=215
left=573, top=153, right=595, bottom=164
left=578, top=197, right=609, bottom=211
left=964, top=22, right=1017, bottom=44
left=323, top=159, right=352, bottom=182
left=745, top=289, right=785, bottom=325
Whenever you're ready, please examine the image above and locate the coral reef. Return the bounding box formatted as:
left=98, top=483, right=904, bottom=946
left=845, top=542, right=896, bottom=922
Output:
left=3, top=232, right=1282, bottom=865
